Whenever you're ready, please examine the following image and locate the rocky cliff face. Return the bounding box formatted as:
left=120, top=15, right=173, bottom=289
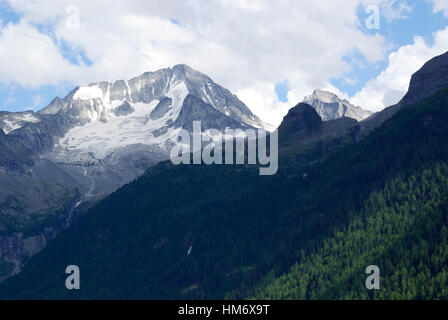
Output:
left=0, top=172, right=83, bottom=281
left=1, top=230, right=51, bottom=281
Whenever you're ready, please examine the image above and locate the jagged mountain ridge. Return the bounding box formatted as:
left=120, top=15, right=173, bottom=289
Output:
left=40, top=64, right=266, bottom=129
left=0, top=64, right=267, bottom=168
left=0, top=64, right=268, bottom=181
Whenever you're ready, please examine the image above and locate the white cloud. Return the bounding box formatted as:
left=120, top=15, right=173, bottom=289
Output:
left=351, top=27, right=448, bottom=112
left=381, top=0, right=413, bottom=22
left=430, top=0, right=448, bottom=17
left=0, top=21, right=84, bottom=87
left=0, top=0, right=417, bottom=126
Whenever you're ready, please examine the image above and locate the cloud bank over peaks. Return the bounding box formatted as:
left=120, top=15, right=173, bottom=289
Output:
left=0, top=0, right=446, bottom=126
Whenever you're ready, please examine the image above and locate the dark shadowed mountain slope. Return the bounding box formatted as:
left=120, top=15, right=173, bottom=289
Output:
left=400, top=51, right=448, bottom=106
left=278, top=103, right=322, bottom=137
left=278, top=103, right=358, bottom=152
left=361, top=51, right=448, bottom=134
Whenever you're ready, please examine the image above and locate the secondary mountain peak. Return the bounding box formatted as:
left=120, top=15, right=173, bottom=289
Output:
left=278, top=103, right=322, bottom=137
left=277, top=102, right=358, bottom=146
left=309, top=89, right=340, bottom=103
left=303, top=89, right=372, bottom=121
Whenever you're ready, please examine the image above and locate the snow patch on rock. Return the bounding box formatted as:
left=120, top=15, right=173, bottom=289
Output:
left=74, top=85, right=104, bottom=100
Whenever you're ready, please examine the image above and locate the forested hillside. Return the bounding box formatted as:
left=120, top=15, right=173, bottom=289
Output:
left=245, top=163, right=448, bottom=299
left=1, top=87, right=447, bottom=300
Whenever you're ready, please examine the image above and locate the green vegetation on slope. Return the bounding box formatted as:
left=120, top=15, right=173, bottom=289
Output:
left=1, top=88, right=448, bottom=300
left=245, top=163, right=448, bottom=299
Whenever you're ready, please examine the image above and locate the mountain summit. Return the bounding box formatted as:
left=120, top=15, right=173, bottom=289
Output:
left=303, top=89, right=372, bottom=121
left=278, top=103, right=322, bottom=137
left=35, top=64, right=269, bottom=167
left=0, top=64, right=268, bottom=171
left=40, top=64, right=266, bottom=130
left=0, top=64, right=270, bottom=196
left=0, top=64, right=269, bottom=279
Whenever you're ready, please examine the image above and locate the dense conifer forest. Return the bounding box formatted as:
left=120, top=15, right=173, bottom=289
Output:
left=1, top=88, right=447, bottom=300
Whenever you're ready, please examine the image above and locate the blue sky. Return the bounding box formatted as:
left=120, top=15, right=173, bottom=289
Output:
left=0, top=0, right=447, bottom=126
left=0, top=1, right=95, bottom=111
left=331, top=0, right=448, bottom=97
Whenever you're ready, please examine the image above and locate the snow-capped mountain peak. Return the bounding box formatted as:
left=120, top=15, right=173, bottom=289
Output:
left=40, top=64, right=267, bottom=129
left=0, top=64, right=272, bottom=200
left=42, top=64, right=269, bottom=162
